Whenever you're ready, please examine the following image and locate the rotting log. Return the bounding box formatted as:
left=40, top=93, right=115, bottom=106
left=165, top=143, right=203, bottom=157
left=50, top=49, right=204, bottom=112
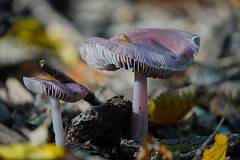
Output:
left=66, top=95, right=132, bottom=148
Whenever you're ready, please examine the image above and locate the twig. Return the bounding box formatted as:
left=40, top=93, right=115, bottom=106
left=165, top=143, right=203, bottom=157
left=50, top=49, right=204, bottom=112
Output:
left=39, top=59, right=76, bottom=83
left=39, top=59, right=102, bottom=106
left=192, top=93, right=231, bottom=160
left=207, top=70, right=240, bottom=87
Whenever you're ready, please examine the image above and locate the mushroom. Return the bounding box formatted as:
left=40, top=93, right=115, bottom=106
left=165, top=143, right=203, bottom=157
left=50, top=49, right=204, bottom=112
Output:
left=78, top=28, right=200, bottom=142
left=23, top=77, right=89, bottom=146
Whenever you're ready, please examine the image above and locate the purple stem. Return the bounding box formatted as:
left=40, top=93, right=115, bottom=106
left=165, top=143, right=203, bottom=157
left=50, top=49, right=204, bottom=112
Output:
left=128, top=72, right=148, bottom=142
left=50, top=97, right=65, bottom=146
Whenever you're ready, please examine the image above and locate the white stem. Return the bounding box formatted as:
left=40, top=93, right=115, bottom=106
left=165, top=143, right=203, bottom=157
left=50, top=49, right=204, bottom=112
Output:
left=128, top=72, right=148, bottom=142
left=50, top=97, right=65, bottom=146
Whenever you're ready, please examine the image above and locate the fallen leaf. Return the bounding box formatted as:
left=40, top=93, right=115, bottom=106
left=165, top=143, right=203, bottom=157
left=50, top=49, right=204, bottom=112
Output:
left=0, top=143, right=64, bottom=160
left=201, top=134, right=228, bottom=160
left=148, top=84, right=204, bottom=125
left=8, top=17, right=78, bottom=64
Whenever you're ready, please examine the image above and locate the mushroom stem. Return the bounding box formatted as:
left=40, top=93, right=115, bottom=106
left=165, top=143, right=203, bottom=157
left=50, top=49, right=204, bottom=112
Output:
left=50, top=97, right=65, bottom=146
left=129, top=72, right=148, bottom=142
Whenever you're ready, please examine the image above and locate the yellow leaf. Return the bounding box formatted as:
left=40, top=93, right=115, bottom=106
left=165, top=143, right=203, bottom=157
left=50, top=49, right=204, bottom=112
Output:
left=0, top=143, right=64, bottom=160
left=8, top=17, right=78, bottom=64
left=8, top=17, right=56, bottom=48
left=148, top=84, right=204, bottom=125
left=201, top=134, right=228, bottom=160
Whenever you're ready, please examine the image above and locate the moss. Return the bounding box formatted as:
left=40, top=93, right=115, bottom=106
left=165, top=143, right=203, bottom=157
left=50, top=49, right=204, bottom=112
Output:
left=165, top=144, right=183, bottom=152
left=165, top=143, right=201, bottom=153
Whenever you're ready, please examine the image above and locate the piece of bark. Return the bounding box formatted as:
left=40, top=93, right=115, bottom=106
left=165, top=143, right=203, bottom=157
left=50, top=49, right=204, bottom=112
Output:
left=66, top=95, right=131, bottom=147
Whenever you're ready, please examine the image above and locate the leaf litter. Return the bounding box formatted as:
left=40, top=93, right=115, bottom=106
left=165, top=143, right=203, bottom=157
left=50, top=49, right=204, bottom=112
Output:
left=0, top=0, right=240, bottom=160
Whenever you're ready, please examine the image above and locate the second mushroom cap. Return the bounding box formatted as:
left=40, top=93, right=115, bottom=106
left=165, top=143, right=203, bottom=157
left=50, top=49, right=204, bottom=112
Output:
left=23, top=77, right=89, bottom=103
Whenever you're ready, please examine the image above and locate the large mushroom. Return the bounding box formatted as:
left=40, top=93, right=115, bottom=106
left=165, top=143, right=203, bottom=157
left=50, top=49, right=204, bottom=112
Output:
left=78, top=28, right=200, bottom=142
left=23, top=77, right=89, bottom=146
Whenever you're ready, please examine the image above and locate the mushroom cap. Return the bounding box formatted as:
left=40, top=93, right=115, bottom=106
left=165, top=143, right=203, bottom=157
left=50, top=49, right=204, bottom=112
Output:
left=78, top=28, right=200, bottom=79
left=23, top=77, right=89, bottom=103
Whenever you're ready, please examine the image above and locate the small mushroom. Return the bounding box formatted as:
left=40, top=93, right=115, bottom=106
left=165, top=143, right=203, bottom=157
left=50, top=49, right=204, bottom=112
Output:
left=78, top=28, right=200, bottom=142
left=23, top=77, right=89, bottom=146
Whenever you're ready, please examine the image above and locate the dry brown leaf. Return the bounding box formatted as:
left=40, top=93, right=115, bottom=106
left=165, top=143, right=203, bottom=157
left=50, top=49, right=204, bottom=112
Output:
left=148, top=84, right=204, bottom=125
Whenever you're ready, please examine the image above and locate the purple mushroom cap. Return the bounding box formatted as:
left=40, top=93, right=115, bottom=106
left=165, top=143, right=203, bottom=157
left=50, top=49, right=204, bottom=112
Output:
left=23, top=77, right=89, bottom=102
left=78, top=28, right=200, bottom=78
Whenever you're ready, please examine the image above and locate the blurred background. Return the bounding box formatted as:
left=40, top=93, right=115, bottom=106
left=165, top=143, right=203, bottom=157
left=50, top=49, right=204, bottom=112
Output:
left=1, top=0, right=240, bottom=158
left=0, top=0, right=240, bottom=120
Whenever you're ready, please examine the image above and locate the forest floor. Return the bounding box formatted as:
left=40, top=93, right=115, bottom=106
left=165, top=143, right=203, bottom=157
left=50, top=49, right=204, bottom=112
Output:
left=0, top=0, right=240, bottom=159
